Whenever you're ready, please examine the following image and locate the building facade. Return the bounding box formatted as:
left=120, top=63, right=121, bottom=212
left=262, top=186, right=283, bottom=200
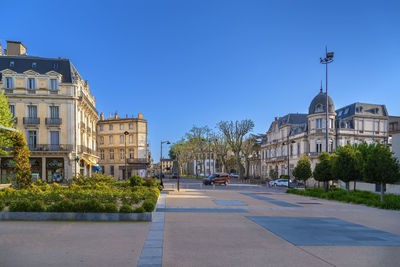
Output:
left=97, top=112, right=149, bottom=180
left=260, top=89, right=389, bottom=186
left=0, top=41, right=99, bottom=183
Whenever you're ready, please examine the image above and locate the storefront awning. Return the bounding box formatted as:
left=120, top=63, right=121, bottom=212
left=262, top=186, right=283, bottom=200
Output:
left=92, top=166, right=102, bottom=172
left=82, top=157, right=97, bottom=166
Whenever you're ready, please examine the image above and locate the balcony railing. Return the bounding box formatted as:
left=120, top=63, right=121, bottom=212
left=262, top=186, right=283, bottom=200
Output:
left=127, top=158, right=149, bottom=164
left=23, top=117, right=40, bottom=125
left=307, top=152, right=321, bottom=158
left=78, top=145, right=97, bottom=155
left=28, top=144, right=72, bottom=152
left=45, top=118, right=62, bottom=125
left=4, top=89, right=14, bottom=94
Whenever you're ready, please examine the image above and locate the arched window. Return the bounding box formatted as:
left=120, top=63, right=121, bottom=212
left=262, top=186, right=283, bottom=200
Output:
left=315, top=104, right=323, bottom=113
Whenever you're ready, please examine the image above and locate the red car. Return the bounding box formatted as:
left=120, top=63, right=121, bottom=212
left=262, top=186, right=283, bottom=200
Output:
left=203, top=173, right=230, bottom=185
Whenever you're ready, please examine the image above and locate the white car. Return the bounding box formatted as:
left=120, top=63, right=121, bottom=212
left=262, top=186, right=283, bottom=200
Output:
left=269, top=179, right=289, bottom=187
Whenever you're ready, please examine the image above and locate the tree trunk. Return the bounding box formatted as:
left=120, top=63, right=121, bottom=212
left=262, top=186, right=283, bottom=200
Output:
left=354, top=180, right=357, bottom=191
left=346, top=182, right=349, bottom=195
left=236, top=153, right=242, bottom=180
left=203, top=158, right=206, bottom=177
left=381, top=182, right=384, bottom=202
left=324, top=181, right=329, bottom=193
left=304, top=180, right=307, bottom=190
left=245, top=159, right=250, bottom=179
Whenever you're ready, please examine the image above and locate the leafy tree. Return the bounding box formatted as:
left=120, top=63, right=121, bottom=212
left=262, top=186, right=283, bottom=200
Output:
left=331, top=145, right=362, bottom=195
left=363, top=144, right=400, bottom=201
left=269, top=169, right=277, bottom=180
left=352, top=142, right=373, bottom=190
left=10, top=131, right=32, bottom=189
left=168, top=148, right=176, bottom=161
left=186, top=126, right=211, bottom=177
left=218, top=119, right=254, bottom=180
left=292, top=154, right=312, bottom=189
left=313, top=152, right=333, bottom=192
left=0, top=91, right=14, bottom=156
left=211, top=133, right=230, bottom=173
left=241, top=135, right=260, bottom=179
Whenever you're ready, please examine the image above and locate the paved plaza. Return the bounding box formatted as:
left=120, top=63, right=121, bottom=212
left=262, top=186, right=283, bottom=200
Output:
left=1, top=179, right=400, bottom=266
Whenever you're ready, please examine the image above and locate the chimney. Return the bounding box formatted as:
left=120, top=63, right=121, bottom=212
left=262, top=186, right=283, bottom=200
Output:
left=6, top=41, right=27, bottom=56
left=138, top=113, right=143, bottom=119
left=126, top=114, right=128, bottom=118
left=275, top=117, right=278, bottom=121
left=114, top=112, right=118, bottom=119
left=0, top=43, right=2, bottom=55
left=100, top=113, right=104, bottom=120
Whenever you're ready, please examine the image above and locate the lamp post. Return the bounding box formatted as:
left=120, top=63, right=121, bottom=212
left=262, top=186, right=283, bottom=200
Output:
left=124, top=131, right=129, bottom=180
left=284, top=131, right=296, bottom=187
left=160, top=140, right=170, bottom=186
left=320, top=47, right=334, bottom=153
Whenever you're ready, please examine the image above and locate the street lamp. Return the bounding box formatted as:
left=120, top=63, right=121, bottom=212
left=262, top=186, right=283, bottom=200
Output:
left=320, top=47, right=334, bottom=153
left=124, top=131, right=129, bottom=180
left=160, top=140, right=170, bottom=186
left=283, top=132, right=296, bottom=187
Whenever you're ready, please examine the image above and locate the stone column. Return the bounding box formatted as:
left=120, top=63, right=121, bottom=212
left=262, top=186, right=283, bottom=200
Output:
left=89, top=162, right=92, bottom=177
left=42, top=157, right=46, bottom=181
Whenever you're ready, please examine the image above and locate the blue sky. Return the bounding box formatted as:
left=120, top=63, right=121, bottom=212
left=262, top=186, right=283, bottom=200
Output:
left=2, top=0, right=400, bottom=162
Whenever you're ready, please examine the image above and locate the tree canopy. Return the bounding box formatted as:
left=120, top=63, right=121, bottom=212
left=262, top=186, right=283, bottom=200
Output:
left=292, top=154, right=312, bottom=188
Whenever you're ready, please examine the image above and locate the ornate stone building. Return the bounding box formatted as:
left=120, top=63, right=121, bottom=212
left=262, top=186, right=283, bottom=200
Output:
left=96, top=112, right=149, bottom=180
left=0, top=41, right=99, bottom=183
left=260, top=89, right=389, bottom=186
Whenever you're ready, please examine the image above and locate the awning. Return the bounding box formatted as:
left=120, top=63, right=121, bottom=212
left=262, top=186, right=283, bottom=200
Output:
left=92, top=166, right=102, bottom=172
left=87, top=158, right=97, bottom=165
left=82, top=157, right=97, bottom=166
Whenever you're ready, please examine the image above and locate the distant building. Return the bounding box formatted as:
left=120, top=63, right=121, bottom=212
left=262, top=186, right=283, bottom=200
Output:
left=161, top=158, right=173, bottom=174
left=260, top=88, right=389, bottom=187
left=389, top=116, right=400, bottom=160
left=0, top=41, right=98, bottom=183
left=97, top=112, right=149, bottom=180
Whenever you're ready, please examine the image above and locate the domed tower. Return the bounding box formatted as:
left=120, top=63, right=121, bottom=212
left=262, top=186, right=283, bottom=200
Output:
left=307, top=87, right=336, bottom=154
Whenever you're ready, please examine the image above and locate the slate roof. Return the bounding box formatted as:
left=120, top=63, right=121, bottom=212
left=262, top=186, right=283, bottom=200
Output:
left=335, top=103, right=388, bottom=119
left=0, top=55, right=73, bottom=83
left=308, top=90, right=335, bottom=115
left=267, top=113, right=308, bottom=132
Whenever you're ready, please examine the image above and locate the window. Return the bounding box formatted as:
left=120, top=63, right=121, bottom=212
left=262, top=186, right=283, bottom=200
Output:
left=9, top=105, right=15, bottom=118
left=120, top=124, right=124, bottom=130
left=129, top=135, right=133, bottom=144
left=315, top=104, right=323, bottom=113
left=281, top=146, right=285, bottom=157
left=28, top=130, right=37, bottom=148
left=211, top=154, right=214, bottom=160
left=129, top=123, right=133, bottom=129
left=109, top=136, right=113, bottom=144
left=28, top=78, right=35, bottom=89
left=297, top=143, right=300, bottom=155
left=109, top=149, right=114, bottom=160
left=316, top=119, right=322, bottom=129
left=50, top=131, right=59, bottom=150
left=9, top=61, right=14, bottom=67
left=316, top=141, right=322, bottom=153
left=50, top=79, right=58, bottom=90
left=356, top=106, right=363, bottom=113
left=28, top=105, right=37, bottom=118
left=375, top=121, right=379, bottom=132
left=110, top=166, right=114, bottom=175
left=100, top=136, right=104, bottom=144
left=129, top=149, right=134, bottom=159
left=344, top=107, right=349, bottom=114
left=330, top=119, right=334, bottom=129
left=32, top=62, right=37, bottom=68
left=99, top=125, right=104, bottom=131
left=359, top=120, right=364, bottom=131
left=120, top=149, right=125, bottom=160
left=50, top=106, right=59, bottom=118
left=53, top=63, right=58, bottom=69
left=100, top=150, right=104, bottom=160
left=290, top=145, right=293, bottom=156
left=120, top=135, right=124, bottom=144
left=6, top=77, right=13, bottom=88
left=109, top=124, right=113, bottom=130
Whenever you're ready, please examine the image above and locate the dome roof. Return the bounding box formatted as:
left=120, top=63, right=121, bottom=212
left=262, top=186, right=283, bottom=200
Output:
left=308, top=89, right=335, bottom=115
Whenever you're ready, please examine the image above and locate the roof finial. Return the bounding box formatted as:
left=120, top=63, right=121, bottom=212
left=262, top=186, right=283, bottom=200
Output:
left=320, top=80, right=323, bottom=93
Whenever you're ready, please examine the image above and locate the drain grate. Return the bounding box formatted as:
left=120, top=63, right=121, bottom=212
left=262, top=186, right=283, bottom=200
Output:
left=296, top=202, right=321, bottom=205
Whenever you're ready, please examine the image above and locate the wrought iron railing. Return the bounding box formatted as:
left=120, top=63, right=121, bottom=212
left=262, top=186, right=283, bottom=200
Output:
left=45, top=118, right=62, bottom=125
left=23, top=117, right=40, bottom=125
left=28, top=144, right=72, bottom=152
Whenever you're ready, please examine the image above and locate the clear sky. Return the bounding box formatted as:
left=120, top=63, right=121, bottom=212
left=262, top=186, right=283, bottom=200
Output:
left=2, top=0, right=399, bottom=162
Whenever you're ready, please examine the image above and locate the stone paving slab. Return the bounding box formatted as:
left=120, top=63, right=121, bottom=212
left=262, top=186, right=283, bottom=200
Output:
left=241, top=192, right=301, bottom=207
left=213, top=200, right=248, bottom=206
left=157, top=207, right=249, bottom=213
left=246, top=216, right=400, bottom=246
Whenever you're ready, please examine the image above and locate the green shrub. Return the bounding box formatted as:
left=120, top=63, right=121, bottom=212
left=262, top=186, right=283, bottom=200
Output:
left=0, top=200, right=5, bottom=211
left=74, top=199, right=104, bottom=213
left=34, top=179, right=47, bottom=186
left=130, top=175, right=143, bottom=187
left=47, top=199, right=75, bottom=212
left=143, top=178, right=156, bottom=187
left=104, top=203, right=118, bottom=213
left=280, top=175, right=289, bottom=179
left=133, top=207, right=145, bottom=213
left=9, top=199, right=32, bottom=212
left=119, top=204, right=133, bottom=213
left=30, top=200, right=46, bottom=212
left=142, top=200, right=156, bottom=212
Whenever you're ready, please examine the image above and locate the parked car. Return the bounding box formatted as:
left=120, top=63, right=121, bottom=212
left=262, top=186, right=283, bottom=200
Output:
left=269, top=179, right=289, bottom=187
left=203, top=173, right=230, bottom=185
left=172, top=172, right=179, bottom=178
left=229, top=173, right=239, bottom=179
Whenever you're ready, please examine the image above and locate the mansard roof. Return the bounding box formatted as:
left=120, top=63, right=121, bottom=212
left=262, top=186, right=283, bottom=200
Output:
left=308, top=89, right=335, bottom=115
left=267, top=113, right=308, bottom=132
left=335, top=103, right=388, bottom=119
left=0, top=55, right=73, bottom=83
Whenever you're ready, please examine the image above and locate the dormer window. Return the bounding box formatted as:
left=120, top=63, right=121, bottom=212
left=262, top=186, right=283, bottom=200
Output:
left=53, top=63, right=58, bottom=69
left=9, top=61, right=14, bottom=67
left=32, top=62, right=37, bottom=68
left=315, top=104, right=323, bottom=113
left=356, top=106, right=363, bottom=113
left=344, top=107, right=349, bottom=114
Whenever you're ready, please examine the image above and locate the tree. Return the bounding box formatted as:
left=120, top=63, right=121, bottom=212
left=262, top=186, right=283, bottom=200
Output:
left=269, top=169, right=277, bottom=180
left=0, top=91, right=14, bottom=156
left=352, top=142, right=373, bottom=190
left=218, top=119, right=254, bottom=180
left=293, top=154, right=312, bottom=189
left=10, top=131, right=32, bottom=189
left=363, top=144, right=400, bottom=201
left=313, top=152, right=332, bottom=192
left=241, top=135, right=260, bottom=179
left=331, top=145, right=362, bottom=195
left=186, top=126, right=210, bottom=177
left=211, top=133, right=230, bottom=173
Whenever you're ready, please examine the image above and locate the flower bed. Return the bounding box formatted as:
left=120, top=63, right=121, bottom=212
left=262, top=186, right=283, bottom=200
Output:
left=286, top=188, right=400, bottom=210
left=0, top=174, right=160, bottom=216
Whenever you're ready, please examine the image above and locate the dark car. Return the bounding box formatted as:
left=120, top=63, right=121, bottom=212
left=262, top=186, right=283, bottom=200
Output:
left=172, top=172, right=179, bottom=178
left=203, top=173, right=230, bottom=185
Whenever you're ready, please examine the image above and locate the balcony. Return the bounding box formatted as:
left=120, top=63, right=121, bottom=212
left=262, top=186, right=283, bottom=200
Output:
left=307, top=152, right=321, bottom=158
left=23, top=117, right=40, bottom=125
left=127, top=158, right=149, bottom=164
left=4, top=89, right=14, bottom=94
left=28, top=144, right=72, bottom=152
left=45, top=118, right=62, bottom=125
left=78, top=145, right=97, bottom=155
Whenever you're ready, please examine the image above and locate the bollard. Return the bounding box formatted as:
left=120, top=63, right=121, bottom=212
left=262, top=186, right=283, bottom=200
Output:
left=213, top=184, right=215, bottom=190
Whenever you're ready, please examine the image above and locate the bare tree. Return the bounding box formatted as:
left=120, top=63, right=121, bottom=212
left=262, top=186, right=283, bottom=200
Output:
left=186, top=126, right=210, bottom=177
left=211, top=133, right=230, bottom=173
left=242, top=135, right=261, bottom=179
left=218, top=120, right=255, bottom=180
